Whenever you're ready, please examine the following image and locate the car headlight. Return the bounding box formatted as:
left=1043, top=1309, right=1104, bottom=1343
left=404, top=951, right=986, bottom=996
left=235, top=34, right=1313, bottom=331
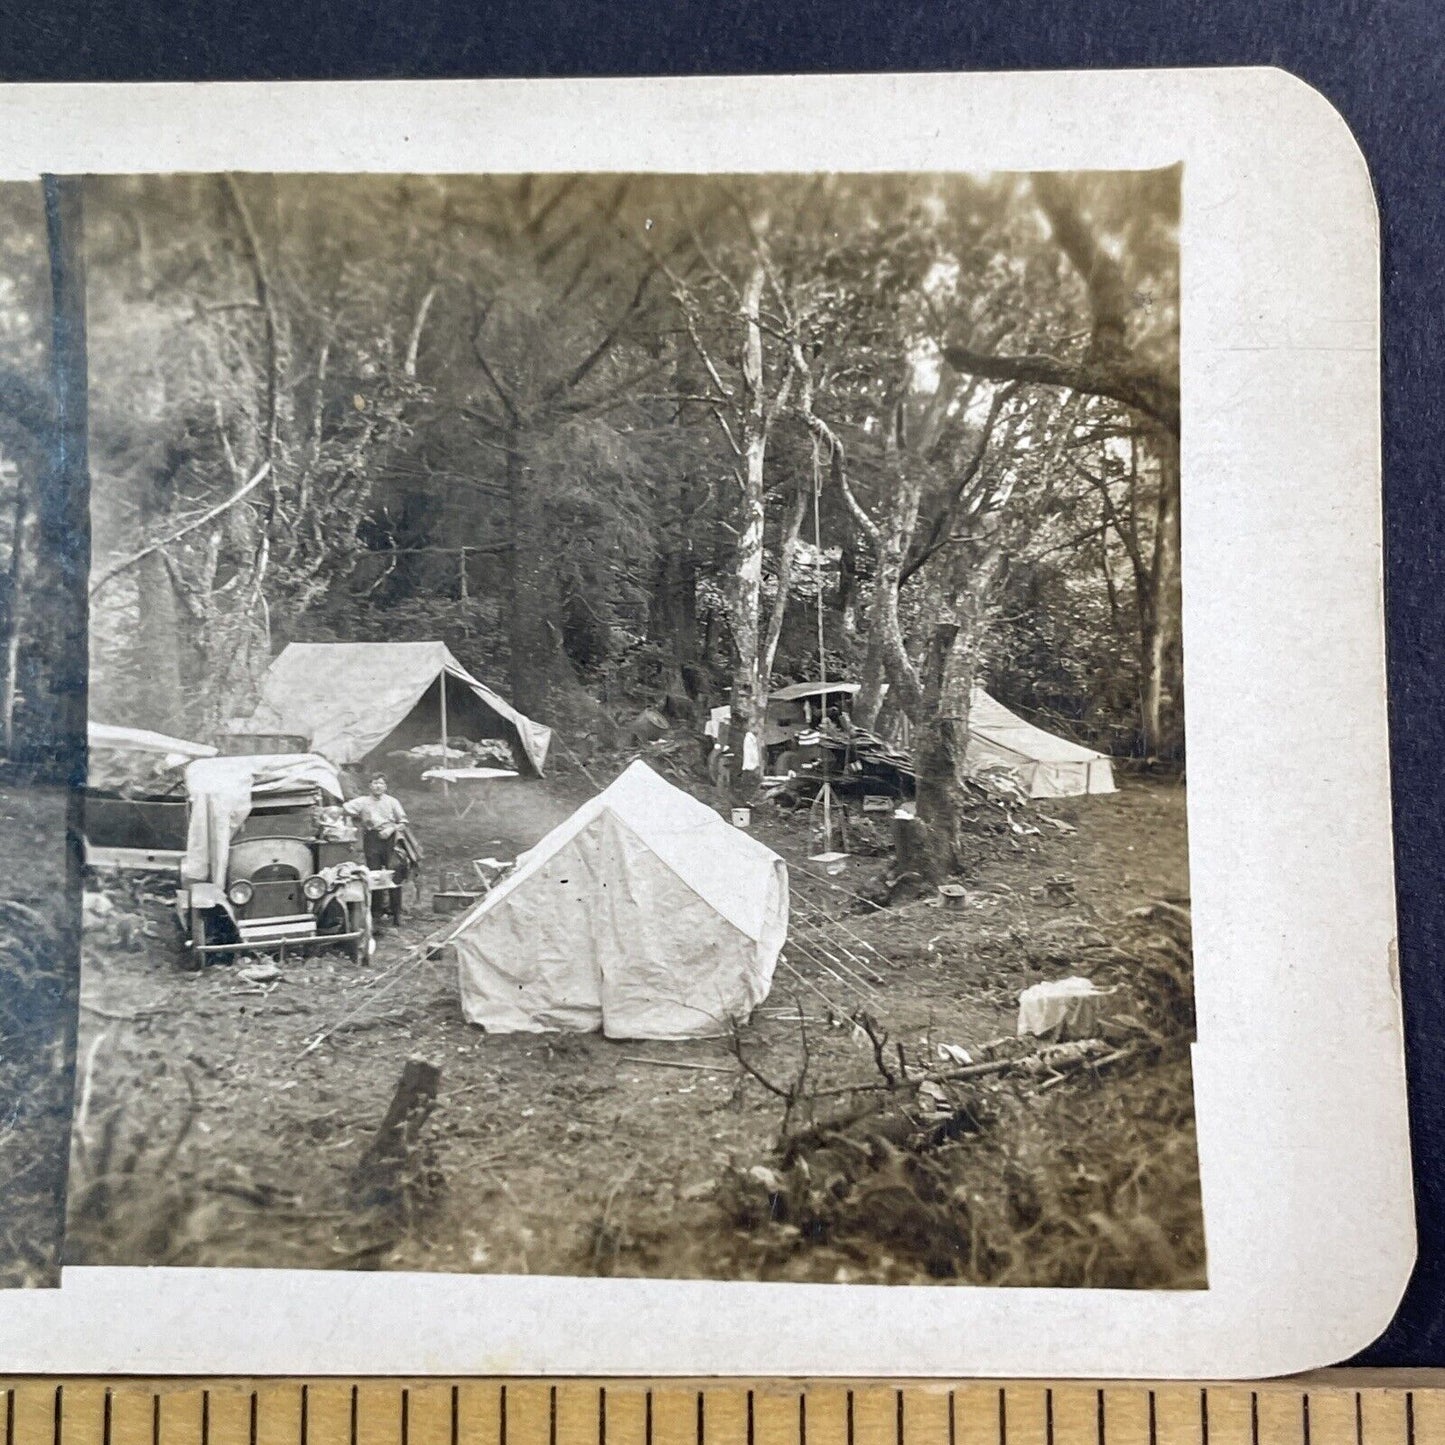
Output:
left=302, top=875, right=328, bottom=902
left=227, top=879, right=254, bottom=906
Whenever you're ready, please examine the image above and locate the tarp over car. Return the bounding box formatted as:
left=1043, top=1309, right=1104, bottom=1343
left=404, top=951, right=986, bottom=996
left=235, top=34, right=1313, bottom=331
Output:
left=447, top=761, right=788, bottom=1040
left=87, top=722, right=217, bottom=796
left=182, top=753, right=343, bottom=888
left=232, top=641, right=552, bottom=776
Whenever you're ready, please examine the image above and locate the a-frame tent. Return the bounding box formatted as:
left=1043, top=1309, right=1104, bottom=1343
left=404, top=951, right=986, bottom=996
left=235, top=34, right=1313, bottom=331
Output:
left=965, top=689, right=1116, bottom=798
left=233, top=641, right=552, bottom=775
left=447, top=761, right=788, bottom=1039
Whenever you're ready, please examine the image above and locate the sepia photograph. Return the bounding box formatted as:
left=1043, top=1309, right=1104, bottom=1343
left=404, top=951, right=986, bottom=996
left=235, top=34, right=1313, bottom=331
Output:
left=48, top=166, right=1200, bottom=1288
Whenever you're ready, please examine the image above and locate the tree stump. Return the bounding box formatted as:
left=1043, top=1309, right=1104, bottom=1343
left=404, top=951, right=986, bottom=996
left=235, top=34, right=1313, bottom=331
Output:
left=890, top=815, right=936, bottom=900
left=350, top=1057, right=442, bottom=1211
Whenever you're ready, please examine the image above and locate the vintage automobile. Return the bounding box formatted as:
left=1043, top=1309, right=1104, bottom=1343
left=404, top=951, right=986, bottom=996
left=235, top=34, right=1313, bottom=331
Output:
left=176, top=752, right=378, bottom=965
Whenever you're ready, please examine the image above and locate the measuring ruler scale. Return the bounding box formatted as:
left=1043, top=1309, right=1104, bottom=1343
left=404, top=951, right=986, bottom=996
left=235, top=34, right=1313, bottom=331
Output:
left=1, top=1378, right=1441, bottom=1445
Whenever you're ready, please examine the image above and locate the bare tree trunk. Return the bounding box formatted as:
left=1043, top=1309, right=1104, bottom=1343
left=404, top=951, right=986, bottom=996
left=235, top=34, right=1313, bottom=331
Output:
left=911, top=543, right=1003, bottom=880
left=39, top=176, right=89, bottom=776
left=872, top=456, right=927, bottom=722
left=506, top=434, right=559, bottom=715
left=760, top=471, right=809, bottom=683
left=853, top=620, right=887, bottom=730
left=726, top=263, right=770, bottom=800
left=848, top=439, right=925, bottom=730
left=0, top=468, right=27, bottom=753
left=135, top=551, right=183, bottom=732
left=648, top=547, right=691, bottom=695
left=1139, top=433, right=1182, bottom=759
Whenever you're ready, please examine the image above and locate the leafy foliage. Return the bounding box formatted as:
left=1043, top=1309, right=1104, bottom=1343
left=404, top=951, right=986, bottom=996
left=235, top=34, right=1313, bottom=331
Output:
left=70, top=171, right=1179, bottom=766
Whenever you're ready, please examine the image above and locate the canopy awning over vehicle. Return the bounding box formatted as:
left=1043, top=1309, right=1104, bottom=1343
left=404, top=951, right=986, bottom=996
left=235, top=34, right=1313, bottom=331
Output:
left=182, top=752, right=343, bottom=887
left=706, top=684, right=1116, bottom=798
left=232, top=641, right=552, bottom=776
left=87, top=721, right=218, bottom=796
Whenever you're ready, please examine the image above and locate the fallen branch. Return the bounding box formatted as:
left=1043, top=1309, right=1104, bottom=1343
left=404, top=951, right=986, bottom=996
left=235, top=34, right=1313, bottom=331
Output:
left=619, top=1056, right=737, bottom=1074
left=89, top=462, right=272, bottom=598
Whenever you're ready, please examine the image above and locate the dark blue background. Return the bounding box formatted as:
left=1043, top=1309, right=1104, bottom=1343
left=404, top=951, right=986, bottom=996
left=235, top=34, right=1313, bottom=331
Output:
left=0, top=0, right=1440, bottom=1366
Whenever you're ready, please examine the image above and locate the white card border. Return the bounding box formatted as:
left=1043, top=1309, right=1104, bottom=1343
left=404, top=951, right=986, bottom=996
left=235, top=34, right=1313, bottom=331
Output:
left=0, top=67, right=1410, bottom=1379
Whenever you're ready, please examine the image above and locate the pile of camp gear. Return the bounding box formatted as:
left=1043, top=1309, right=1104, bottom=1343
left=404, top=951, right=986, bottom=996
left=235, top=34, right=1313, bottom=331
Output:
left=763, top=720, right=917, bottom=810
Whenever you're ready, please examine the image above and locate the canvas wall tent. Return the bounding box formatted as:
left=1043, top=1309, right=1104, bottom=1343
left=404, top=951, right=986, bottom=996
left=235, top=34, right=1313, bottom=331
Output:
left=448, top=761, right=788, bottom=1040
left=965, top=690, right=1116, bottom=798
left=230, top=641, right=552, bottom=775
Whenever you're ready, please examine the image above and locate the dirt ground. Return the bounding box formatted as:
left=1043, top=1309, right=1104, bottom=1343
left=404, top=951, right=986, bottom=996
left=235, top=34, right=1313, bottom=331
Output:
left=67, top=764, right=1196, bottom=1284
left=0, top=783, right=76, bottom=1287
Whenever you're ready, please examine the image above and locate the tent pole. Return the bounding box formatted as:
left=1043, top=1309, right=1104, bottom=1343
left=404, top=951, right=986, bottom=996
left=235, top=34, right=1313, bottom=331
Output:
left=440, top=669, right=450, bottom=797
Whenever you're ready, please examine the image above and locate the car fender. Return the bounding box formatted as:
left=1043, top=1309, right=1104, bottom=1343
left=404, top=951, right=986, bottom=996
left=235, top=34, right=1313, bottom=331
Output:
left=189, top=882, right=227, bottom=910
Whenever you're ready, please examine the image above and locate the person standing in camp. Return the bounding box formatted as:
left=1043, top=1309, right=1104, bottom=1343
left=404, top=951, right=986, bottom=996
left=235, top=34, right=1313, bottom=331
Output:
left=345, top=773, right=411, bottom=923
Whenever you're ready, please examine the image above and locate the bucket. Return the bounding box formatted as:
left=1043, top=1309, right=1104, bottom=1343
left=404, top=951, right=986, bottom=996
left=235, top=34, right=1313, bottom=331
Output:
left=731, top=807, right=752, bottom=829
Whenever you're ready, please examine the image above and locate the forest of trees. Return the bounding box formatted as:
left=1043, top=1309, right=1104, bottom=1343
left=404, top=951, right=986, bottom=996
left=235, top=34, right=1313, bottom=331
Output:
left=2, top=169, right=1181, bottom=870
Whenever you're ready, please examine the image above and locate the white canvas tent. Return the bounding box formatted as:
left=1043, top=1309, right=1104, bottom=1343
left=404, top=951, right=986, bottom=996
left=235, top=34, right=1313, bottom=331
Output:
left=965, top=690, right=1116, bottom=798
left=232, top=641, right=552, bottom=775
left=448, top=761, right=788, bottom=1039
